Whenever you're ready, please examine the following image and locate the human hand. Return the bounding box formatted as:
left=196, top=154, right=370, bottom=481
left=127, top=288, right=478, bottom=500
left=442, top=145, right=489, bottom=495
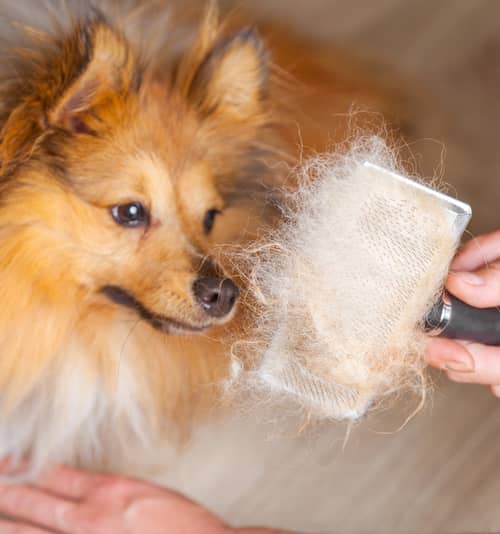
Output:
left=0, top=464, right=289, bottom=534
left=426, top=229, right=500, bottom=396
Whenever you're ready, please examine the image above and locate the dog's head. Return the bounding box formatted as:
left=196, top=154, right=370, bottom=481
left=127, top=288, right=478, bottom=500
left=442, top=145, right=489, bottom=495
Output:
left=0, top=11, right=275, bottom=344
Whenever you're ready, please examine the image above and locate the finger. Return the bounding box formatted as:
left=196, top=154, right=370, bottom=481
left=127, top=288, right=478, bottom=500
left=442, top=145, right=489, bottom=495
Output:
left=490, top=385, right=500, bottom=398
left=0, top=458, right=29, bottom=477
left=443, top=341, right=500, bottom=384
left=0, top=484, right=76, bottom=533
left=0, top=520, right=50, bottom=534
left=425, top=338, right=475, bottom=372
left=452, top=230, right=500, bottom=271
left=446, top=261, right=500, bottom=308
left=34, top=465, right=106, bottom=500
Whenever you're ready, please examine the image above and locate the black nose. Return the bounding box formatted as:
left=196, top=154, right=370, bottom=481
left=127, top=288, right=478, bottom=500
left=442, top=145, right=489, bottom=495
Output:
left=193, top=277, right=239, bottom=318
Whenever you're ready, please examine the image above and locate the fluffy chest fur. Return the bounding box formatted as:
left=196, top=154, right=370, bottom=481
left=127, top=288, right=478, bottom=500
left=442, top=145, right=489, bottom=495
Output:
left=0, top=316, right=227, bottom=477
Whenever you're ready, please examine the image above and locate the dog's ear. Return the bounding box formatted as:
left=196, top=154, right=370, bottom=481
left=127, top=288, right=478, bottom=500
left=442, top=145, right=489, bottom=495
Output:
left=48, top=23, right=136, bottom=134
left=0, top=20, right=137, bottom=172
left=187, top=27, right=268, bottom=122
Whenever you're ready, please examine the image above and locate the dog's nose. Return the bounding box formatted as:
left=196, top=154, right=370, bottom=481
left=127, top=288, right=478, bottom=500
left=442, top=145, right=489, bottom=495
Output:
left=193, top=277, right=239, bottom=318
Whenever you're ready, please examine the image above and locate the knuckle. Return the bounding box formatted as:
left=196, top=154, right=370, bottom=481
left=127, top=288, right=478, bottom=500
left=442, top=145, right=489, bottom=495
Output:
left=95, top=476, right=134, bottom=499
left=107, top=477, right=131, bottom=493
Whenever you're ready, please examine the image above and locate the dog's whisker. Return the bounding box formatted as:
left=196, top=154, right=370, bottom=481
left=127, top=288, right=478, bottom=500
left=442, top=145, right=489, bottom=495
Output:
left=116, top=316, right=143, bottom=390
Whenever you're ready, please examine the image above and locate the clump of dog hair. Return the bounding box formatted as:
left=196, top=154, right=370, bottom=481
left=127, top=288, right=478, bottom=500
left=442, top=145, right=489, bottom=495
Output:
left=228, top=136, right=459, bottom=421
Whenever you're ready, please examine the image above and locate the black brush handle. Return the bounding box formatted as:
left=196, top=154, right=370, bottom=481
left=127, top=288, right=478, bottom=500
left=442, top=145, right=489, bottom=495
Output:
left=426, top=293, right=500, bottom=346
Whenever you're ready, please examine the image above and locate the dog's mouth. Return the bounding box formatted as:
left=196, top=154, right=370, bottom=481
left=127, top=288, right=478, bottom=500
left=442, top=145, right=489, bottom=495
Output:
left=101, top=285, right=211, bottom=335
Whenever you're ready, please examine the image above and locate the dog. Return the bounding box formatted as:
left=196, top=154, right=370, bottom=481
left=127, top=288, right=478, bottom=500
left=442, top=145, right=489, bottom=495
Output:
left=0, top=0, right=411, bottom=477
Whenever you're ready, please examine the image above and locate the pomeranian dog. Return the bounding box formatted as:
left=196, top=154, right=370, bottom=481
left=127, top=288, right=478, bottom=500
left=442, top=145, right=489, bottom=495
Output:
left=0, top=0, right=410, bottom=477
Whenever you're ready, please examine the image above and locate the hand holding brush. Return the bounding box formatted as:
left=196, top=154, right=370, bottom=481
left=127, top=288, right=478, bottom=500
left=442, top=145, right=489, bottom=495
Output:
left=426, top=229, right=500, bottom=397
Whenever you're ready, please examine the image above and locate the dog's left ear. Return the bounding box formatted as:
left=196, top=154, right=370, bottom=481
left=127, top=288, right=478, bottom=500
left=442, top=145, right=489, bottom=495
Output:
left=187, top=28, right=268, bottom=122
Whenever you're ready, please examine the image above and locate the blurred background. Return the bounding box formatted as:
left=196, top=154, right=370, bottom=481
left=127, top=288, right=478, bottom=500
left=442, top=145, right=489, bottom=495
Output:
left=236, top=0, right=500, bottom=235
left=164, top=2, right=500, bottom=533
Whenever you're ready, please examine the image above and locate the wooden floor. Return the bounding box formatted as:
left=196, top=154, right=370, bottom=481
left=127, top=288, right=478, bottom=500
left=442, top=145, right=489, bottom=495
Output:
left=2, top=1, right=498, bottom=533
left=163, top=2, right=500, bottom=533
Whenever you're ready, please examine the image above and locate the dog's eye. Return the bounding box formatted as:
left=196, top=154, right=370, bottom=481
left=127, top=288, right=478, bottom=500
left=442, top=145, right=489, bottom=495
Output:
left=111, top=202, right=149, bottom=227
left=203, top=209, right=221, bottom=234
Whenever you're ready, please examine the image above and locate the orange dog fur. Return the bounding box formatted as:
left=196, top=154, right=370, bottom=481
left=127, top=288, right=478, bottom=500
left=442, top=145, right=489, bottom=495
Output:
left=0, top=1, right=410, bottom=476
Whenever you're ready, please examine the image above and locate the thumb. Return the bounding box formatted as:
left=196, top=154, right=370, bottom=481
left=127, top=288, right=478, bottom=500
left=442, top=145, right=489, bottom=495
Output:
left=452, top=229, right=500, bottom=271
left=446, top=261, right=500, bottom=308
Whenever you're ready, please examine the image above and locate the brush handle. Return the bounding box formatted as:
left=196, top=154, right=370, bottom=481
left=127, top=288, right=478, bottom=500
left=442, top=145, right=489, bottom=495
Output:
left=426, top=293, right=500, bottom=346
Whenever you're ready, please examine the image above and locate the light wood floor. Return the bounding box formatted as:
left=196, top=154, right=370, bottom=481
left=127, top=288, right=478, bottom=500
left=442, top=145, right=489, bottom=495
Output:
left=163, top=2, right=500, bottom=533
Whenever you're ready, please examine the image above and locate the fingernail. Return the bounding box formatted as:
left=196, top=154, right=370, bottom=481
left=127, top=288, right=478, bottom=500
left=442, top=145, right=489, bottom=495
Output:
left=491, top=385, right=500, bottom=398
left=451, top=271, right=484, bottom=286
left=441, top=353, right=475, bottom=373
